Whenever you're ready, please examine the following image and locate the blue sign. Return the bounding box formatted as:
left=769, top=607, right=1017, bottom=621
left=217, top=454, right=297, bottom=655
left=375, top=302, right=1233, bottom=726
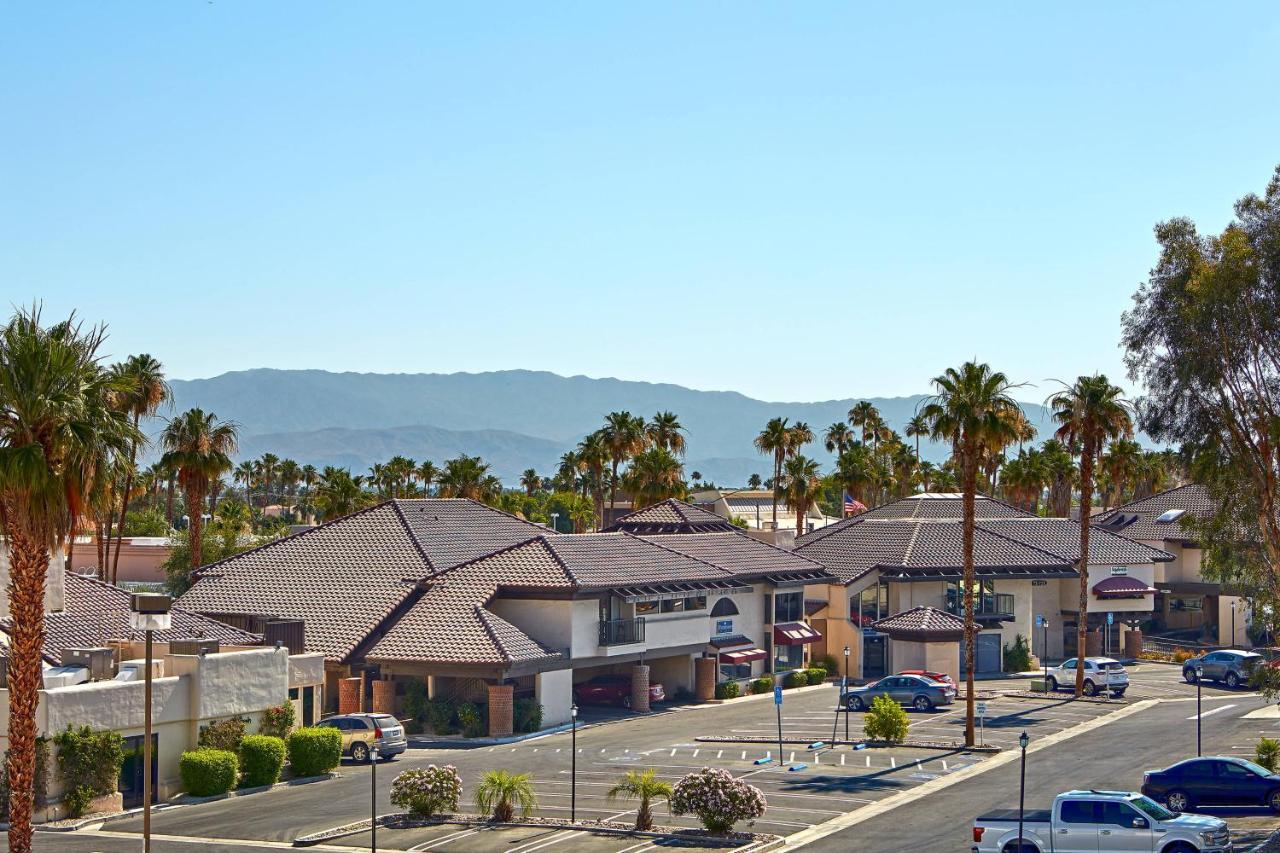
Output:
left=1106, top=612, right=1114, bottom=626
left=1035, top=615, right=1044, bottom=628
left=715, top=619, right=734, bottom=636
left=773, top=685, right=783, bottom=706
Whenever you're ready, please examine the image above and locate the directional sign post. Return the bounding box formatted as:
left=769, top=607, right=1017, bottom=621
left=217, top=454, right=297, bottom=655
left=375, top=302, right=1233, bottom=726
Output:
left=975, top=701, right=988, bottom=747
left=1106, top=612, right=1114, bottom=655
left=774, top=684, right=784, bottom=767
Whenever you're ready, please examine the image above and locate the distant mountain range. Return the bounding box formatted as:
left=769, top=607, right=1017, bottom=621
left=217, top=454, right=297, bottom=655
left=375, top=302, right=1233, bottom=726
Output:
left=163, top=368, right=1063, bottom=485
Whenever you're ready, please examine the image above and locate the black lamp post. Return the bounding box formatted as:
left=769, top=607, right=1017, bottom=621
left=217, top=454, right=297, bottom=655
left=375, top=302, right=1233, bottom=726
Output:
left=130, top=593, right=172, bottom=853
left=570, top=703, right=578, bottom=822
left=1018, top=731, right=1030, bottom=851
left=1196, top=666, right=1204, bottom=756
left=843, top=645, right=851, bottom=742
left=370, top=744, right=379, bottom=852
left=1231, top=601, right=1237, bottom=648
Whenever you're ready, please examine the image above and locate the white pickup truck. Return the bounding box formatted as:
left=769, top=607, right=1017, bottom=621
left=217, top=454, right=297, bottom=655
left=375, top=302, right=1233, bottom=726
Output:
left=971, top=790, right=1232, bottom=852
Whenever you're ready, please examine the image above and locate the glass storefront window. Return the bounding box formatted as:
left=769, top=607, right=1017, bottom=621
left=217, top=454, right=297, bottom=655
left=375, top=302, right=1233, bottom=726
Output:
left=719, top=662, right=752, bottom=680
left=774, top=591, right=802, bottom=622
left=773, top=644, right=804, bottom=672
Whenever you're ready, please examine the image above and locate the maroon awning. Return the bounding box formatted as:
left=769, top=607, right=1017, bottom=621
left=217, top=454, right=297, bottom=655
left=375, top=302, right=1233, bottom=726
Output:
left=773, top=621, right=821, bottom=646
left=720, top=648, right=768, bottom=664
left=1093, top=576, right=1157, bottom=598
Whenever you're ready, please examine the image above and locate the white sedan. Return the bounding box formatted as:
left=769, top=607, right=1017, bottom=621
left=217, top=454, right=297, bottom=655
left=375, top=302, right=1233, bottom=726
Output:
left=1045, top=657, right=1129, bottom=697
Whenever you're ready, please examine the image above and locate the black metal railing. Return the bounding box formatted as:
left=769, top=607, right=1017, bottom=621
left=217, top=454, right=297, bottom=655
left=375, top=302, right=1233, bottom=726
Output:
left=946, top=592, right=1016, bottom=618
left=599, top=617, right=646, bottom=646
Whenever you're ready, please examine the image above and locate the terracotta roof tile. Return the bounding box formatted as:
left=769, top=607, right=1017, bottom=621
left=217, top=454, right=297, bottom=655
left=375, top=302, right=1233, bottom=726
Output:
left=871, top=605, right=966, bottom=641
left=1093, top=484, right=1216, bottom=543
left=640, top=532, right=833, bottom=582
left=980, top=518, right=1174, bottom=564
left=605, top=499, right=738, bottom=533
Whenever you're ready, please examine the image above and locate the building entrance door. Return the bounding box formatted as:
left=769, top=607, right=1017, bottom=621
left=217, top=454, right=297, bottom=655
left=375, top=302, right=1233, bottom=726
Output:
left=862, top=633, right=886, bottom=679
left=119, top=733, right=158, bottom=809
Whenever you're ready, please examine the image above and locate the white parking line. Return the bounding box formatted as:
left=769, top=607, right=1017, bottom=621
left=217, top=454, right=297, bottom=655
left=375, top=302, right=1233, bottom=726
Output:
left=1188, top=704, right=1238, bottom=720
left=409, top=828, right=479, bottom=850
left=507, top=829, right=577, bottom=852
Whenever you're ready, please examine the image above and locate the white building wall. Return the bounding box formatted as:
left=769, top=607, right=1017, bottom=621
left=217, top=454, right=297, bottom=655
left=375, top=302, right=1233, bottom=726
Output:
left=536, top=669, right=572, bottom=726
left=489, top=598, right=577, bottom=654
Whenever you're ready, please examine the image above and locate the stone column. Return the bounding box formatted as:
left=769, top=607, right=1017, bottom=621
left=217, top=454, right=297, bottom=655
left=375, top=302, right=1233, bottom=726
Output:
left=1123, top=628, right=1143, bottom=660
left=372, top=679, right=395, bottom=715
left=488, top=683, right=514, bottom=737
left=630, top=664, right=651, bottom=713
left=338, top=677, right=362, bottom=715
left=695, top=657, right=716, bottom=702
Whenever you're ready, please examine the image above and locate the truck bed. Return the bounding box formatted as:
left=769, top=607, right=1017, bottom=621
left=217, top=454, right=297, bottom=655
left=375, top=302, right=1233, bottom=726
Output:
left=976, top=809, right=1053, bottom=823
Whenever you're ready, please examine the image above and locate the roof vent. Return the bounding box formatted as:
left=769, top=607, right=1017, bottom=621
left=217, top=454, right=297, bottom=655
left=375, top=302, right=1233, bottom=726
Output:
left=1155, top=509, right=1186, bottom=523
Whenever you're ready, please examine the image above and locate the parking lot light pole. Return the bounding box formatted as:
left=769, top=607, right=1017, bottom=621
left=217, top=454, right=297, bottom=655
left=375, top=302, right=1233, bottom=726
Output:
left=1196, top=666, right=1204, bottom=756
left=1231, top=601, right=1237, bottom=648
left=1018, top=732, right=1030, bottom=851
left=130, top=593, right=172, bottom=853
left=570, top=703, right=578, bottom=822
left=1042, top=620, right=1049, bottom=689
left=843, top=645, right=851, bottom=742
left=370, top=744, right=379, bottom=852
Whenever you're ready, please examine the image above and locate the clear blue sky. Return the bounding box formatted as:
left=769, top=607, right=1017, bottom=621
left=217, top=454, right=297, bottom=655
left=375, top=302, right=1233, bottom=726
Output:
left=4, top=3, right=1278, bottom=402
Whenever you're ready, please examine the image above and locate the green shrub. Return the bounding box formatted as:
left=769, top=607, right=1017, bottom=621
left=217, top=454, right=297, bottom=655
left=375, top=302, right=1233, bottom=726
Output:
left=259, top=703, right=295, bottom=740
left=1257, top=737, right=1280, bottom=772
left=863, top=694, right=909, bottom=744
left=783, top=670, right=807, bottom=689
left=240, top=735, right=286, bottom=788
left=425, top=699, right=456, bottom=735
left=198, top=716, right=248, bottom=753
left=179, top=749, right=239, bottom=797
left=0, top=738, right=50, bottom=820
left=749, top=677, right=774, bottom=695
left=805, top=668, right=827, bottom=686
left=1173, top=648, right=1197, bottom=663
left=1002, top=634, right=1033, bottom=672
left=286, top=727, right=342, bottom=778
left=817, top=655, right=839, bottom=674
left=51, top=725, right=123, bottom=817
left=404, top=680, right=429, bottom=729
left=514, top=698, right=543, bottom=733
left=456, top=703, right=485, bottom=738
left=391, top=764, right=462, bottom=817
left=714, top=681, right=740, bottom=700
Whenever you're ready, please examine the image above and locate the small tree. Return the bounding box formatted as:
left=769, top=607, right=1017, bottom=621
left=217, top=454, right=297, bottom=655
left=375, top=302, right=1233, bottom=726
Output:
left=669, top=767, right=766, bottom=833
left=1257, top=737, right=1280, bottom=772
left=198, top=717, right=248, bottom=753
left=607, top=768, right=673, bottom=831
left=863, top=694, right=909, bottom=744
left=259, top=704, right=295, bottom=740
left=51, top=726, right=123, bottom=818
left=475, top=770, right=536, bottom=822
left=1003, top=634, right=1033, bottom=672
left=390, top=765, right=462, bottom=818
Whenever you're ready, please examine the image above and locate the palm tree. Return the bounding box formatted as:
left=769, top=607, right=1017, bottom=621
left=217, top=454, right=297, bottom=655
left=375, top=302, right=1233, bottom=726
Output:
left=904, top=413, right=928, bottom=462
left=747, top=473, right=762, bottom=490
left=107, top=354, right=170, bottom=584
left=159, top=409, right=238, bottom=571
left=788, top=422, right=814, bottom=457
left=823, top=422, right=852, bottom=457
left=920, top=361, right=1023, bottom=747
left=577, top=431, right=610, bottom=530
left=1047, top=375, right=1133, bottom=696
left=475, top=770, right=536, bottom=822
left=278, top=458, right=301, bottom=509
left=314, top=467, right=373, bottom=520
left=753, top=417, right=791, bottom=529
left=777, top=455, right=823, bottom=535
left=258, top=452, right=280, bottom=508
left=835, top=444, right=875, bottom=509
left=1101, top=438, right=1142, bottom=510
left=601, top=412, right=646, bottom=517
left=646, top=411, right=686, bottom=456
left=299, top=463, right=319, bottom=521
left=520, top=468, right=541, bottom=496
left=607, top=768, right=673, bottom=831
left=623, top=447, right=686, bottom=509
left=848, top=401, right=880, bottom=445
left=0, top=308, right=138, bottom=850
left=1041, top=439, right=1076, bottom=517
left=233, top=460, right=255, bottom=509
left=416, top=460, right=439, bottom=497
left=437, top=455, right=493, bottom=500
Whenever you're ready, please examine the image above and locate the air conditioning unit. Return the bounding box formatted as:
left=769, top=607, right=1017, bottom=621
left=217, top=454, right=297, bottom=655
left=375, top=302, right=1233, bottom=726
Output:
left=61, top=647, right=114, bottom=680
left=43, top=666, right=90, bottom=689
left=169, top=638, right=220, bottom=656
left=115, top=658, right=163, bottom=682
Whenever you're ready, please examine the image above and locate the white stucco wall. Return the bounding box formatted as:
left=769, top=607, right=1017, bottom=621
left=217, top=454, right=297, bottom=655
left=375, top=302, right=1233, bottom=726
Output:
left=536, top=669, right=572, bottom=726
left=490, top=598, right=577, bottom=655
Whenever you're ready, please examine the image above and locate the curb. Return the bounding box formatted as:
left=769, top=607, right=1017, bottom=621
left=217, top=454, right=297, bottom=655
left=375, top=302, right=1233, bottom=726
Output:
left=1001, top=691, right=1125, bottom=705
left=692, top=735, right=1001, bottom=753
left=168, top=772, right=340, bottom=807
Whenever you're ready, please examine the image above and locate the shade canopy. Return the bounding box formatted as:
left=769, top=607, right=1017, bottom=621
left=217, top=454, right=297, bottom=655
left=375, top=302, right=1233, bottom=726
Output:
left=773, top=621, right=821, bottom=646
left=1092, top=576, right=1157, bottom=598
left=720, top=648, right=768, bottom=664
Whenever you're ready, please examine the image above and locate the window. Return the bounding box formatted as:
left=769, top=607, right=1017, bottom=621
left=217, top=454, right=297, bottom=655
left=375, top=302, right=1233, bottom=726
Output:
left=635, top=600, right=658, bottom=616
left=1156, top=509, right=1187, bottom=523
left=1099, top=802, right=1141, bottom=827
left=685, top=596, right=707, bottom=611
left=774, top=591, right=802, bottom=623
left=711, top=598, right=739, bottom=618
left=1063, top=659, right=1077, bottom=669
left=1218, top=762, right=1258, bottom=780
left=661, top=598, right=685, bottom=613
left=1130, top=796, right=1175, bottom=822
left=855, top=584, right=885, bottom=627
left=773, top=644, right=804, bottom=672
left=1059, top=801, right=1097, bottom=823
left=946, top=579, right=995, bottom=614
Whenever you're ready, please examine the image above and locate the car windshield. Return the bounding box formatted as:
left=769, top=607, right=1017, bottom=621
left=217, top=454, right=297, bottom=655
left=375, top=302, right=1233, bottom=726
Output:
left=1130, top=796, right=1175, bottom=822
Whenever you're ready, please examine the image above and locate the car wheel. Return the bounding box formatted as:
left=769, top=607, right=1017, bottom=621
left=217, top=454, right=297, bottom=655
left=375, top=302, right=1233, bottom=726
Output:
left=1226, top=671, right=1241, bottom=689
left=1184, top=669, right=1197, bottom=684
left=621, top=694, right=632, bottom=709
left=1082, top=680, right=1098, bottom=697
left=1268, top=789, right=1280, bottom=813
left=350, top=742, right=370, bottom=764
left=913, top=695, right=934, bottom=712
left=1161, top=843, right=1197, bottom=853
left=1046, top=676, right=1058, bottom=692
left=847, top=696, right=864, bottom=712
left=1111, top=688, right=1126, bottom=698
left=1165, top=789, right=1192, bottom=812
left=1003, top=842, right=1036, bottom=853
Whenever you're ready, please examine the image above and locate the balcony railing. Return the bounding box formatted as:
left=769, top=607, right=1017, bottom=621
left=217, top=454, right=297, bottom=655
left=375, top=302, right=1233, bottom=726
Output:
left=946, top=593, right=1016, bottom=620
left=599, top=617, right=646, bottom=646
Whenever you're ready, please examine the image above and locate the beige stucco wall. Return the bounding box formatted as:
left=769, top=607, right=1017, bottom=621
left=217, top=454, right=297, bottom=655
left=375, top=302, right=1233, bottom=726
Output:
left=1218, top=595, right=1249, bottom=646
left=536, top=668, right=573, bottom=726
left=890, top=639, right=960, bottom=684
left=67, top=540, right=172, bottom=584
left=490, top=598, right=577, bottom=654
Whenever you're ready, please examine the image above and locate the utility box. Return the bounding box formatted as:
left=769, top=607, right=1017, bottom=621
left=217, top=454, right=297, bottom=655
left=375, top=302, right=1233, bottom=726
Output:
left=169, top=638, right=220, bottom=656
left=62, top=647, right=115, bottom=680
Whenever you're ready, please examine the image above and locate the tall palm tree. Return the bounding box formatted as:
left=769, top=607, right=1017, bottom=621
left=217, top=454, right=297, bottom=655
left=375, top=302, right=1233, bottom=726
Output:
left=437, top=455, right=493, bottom=501
left=1101, top=437, right=1142, bottom=510
left=107, top=354, right=170, bottom=584
left=0, top=308, right=137, bottom=850
left=577, top=431, right=610, bottom=530
left=1047, top=375, right=1133, bottom=696
left=645, top=411, right=686, bottom=456
left=314, top=467, right=373, bottom=520
left=257, top=452, right=279, bottom=508
left=788, top=422, right=814, bottom=458
left=824, top=422, right=853, bottom=456
left=159, top=409, right=238, bottom=572
left=753, top=417, right=791, bottom=529
left=601, top=411, right=646, bottom=517
left=835, top=444, right=875, bottom=509
left=904, top=413, right=929, bottom=462
left=622, top=447, right=686, bottom=509
left=848, top=401, right=880, bottom=444
left=278, top=458, right=301, bottom=509
left=416, top=460, right=438, bottom=497
left=920, top=361, right=1023, bottom=747
left=747, top=473, right=762, bottom=490
left=520, top=468, right=541, bottom=496
left=1041, top=439, right=1076, bottom=517
left=607, top=768, right=673, bottom=831
left=777, top=455, right=823, bottom=535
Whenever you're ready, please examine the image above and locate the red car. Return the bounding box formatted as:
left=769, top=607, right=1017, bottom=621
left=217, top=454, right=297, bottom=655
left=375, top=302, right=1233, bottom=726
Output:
left=573, top=674, right=665, bottom=709
left=897, top=669, right=955, bottom=686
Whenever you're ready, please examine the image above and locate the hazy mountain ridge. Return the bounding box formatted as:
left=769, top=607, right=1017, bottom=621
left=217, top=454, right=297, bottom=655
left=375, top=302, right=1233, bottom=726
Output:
left=167, top=368, right=1063, bottom=484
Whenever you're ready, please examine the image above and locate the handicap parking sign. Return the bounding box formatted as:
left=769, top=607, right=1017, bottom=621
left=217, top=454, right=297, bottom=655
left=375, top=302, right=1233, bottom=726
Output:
left=1106, top=612, right=1114, bottom=626
left=774, top=684, right=783, bottom=706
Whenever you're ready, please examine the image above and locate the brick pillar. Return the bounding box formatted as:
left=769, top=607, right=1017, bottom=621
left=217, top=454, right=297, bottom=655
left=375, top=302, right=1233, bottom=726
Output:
left=1086, top=629, right=1103, bottom=657
left=372, top=679, right=395, bottom=715
left=630, top=664, right=651, bottom=713
left=338, top=677, right=362, bottom=715
left=488, top=683, right=514, bottom=738
left=1124, top=628, right=1143, bottom=660
left=695, top=657, right=716, bottom=702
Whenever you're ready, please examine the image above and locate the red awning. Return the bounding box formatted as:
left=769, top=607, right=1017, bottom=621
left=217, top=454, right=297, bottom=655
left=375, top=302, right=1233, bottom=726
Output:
left=773, top=621, right=821, bottom=646
left=720, top=648, right=768, bottom=664
left=1092, top=576, right=1157, bottom=598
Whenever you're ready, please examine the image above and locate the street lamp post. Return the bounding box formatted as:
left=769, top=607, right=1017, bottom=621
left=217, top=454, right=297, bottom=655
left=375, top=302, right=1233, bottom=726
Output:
left=1196, top=666, right=1204, bottom=756
left=1231, top=601, right=1237, bottom=648
left=570, top=703, right=578, bottom=822
left=129, top=593, right=172, bottom=853
left=1018, top=731, right=1030, bottom=851
left=370, top=744, right=379, bottom=852
left=843, top=645, right=851, bottom=742
left=1042, top=619, right=1049, bottom=690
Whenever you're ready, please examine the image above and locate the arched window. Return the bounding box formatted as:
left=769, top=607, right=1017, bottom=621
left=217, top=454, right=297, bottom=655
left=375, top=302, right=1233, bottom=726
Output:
left=710, top=598, right=739, bottom=618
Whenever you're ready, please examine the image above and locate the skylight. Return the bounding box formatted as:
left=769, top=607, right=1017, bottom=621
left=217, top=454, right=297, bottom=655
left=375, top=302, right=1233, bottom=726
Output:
left=1155, top=509, right=1186, bottom=523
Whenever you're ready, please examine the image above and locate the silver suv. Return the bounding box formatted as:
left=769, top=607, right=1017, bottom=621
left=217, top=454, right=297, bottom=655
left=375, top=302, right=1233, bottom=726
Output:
left=1045, top=657, right=1129, bottom=697
left=1184, top=649, right=1263, bottom=689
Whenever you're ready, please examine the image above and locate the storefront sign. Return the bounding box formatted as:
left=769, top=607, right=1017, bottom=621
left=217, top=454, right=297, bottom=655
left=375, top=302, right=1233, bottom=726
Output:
left=1111, top=566, right=1128, bottom=576
left=715, top=619, right=733, bottom=636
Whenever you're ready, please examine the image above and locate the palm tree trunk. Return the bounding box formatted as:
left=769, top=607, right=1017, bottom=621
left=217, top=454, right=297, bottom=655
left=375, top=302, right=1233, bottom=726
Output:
left=187, top=487, right=204, bottom=571
left=637, top=798, right=653, bottom=831
left=3, top=508, right=48, bottom=853
left=962, top=448, right=977, bottom=748
left=94, top=519, right=107, bottom=580
left=165, top=477, right=175, bottom=525
left=111, top=424, right=142, bottom=585
left=772, top=453, right=782, bottom=528
left=1076, top=440, right=1096, bottom=697
left=609, top=461, right=619, bottom=519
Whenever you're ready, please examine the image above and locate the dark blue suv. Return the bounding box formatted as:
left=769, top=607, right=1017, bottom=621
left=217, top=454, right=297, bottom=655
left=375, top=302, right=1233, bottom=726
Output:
left=1142, top=756, right=1280, bottom=813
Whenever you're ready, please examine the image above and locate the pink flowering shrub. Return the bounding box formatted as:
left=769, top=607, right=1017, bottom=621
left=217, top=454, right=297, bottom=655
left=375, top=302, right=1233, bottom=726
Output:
left=390, top=764, right=462, bottom=818
left=669, top=767, right=767, bottom=833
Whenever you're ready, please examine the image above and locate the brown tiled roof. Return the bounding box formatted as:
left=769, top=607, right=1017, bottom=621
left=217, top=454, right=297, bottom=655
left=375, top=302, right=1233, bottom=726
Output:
left=871, top=605, right=966, bottom=641
left=393, top=499, right=555, bottom=569
left=1093, top=484, right=1216, bottom=543
left=856, top=493, right=1034, bottom=521
left=0, top=571, right=259, bottom=665
left=639, top=532, right=835, bottom=584
left=979, top=518, right=1174, bottom=565
left=605, top=499, right=738, bottom=534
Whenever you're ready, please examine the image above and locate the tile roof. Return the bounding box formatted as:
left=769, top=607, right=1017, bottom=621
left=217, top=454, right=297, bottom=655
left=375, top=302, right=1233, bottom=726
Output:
left=1, top=571, right=259, bottom=665
left=640, top=532, right=835, bottom=583
left=393, top=499, right=555, bottom=570
left=604, top=499, right=739, bottom=533
left=1092, top=484, right=1216, bottom=543
left=978, top=518, right=1174, bottom=565
left=871, top=605, right=966, bottom=641
left=854, top=493, right=1035, bottom=521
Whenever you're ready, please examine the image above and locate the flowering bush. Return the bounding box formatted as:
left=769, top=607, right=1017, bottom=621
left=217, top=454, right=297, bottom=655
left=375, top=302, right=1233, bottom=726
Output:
left=669, top=767, right=766, bottom=833
left=390, top=765, right=462, bottom=818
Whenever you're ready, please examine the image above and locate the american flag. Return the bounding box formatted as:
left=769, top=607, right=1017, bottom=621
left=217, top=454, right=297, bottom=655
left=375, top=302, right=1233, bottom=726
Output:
left=844, top=494, right=867, bottom=516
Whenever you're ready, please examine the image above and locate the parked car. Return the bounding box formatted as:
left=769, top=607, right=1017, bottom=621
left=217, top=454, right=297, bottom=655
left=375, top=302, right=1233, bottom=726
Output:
left=1183, top=650, right=1264, bottom=689
left=316, top=712, right=407, bottom=762
left=898, top=668, right=955, bottom=686
left=1142, top=756, right=1280, bottom=813
left=841, top=674, right=955, bottom=712
left=1044, top=657, right=1129, bottom=697
left=972, top=789, right=1232, bottom=852
left=573, top=673, right=665, bottom=709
